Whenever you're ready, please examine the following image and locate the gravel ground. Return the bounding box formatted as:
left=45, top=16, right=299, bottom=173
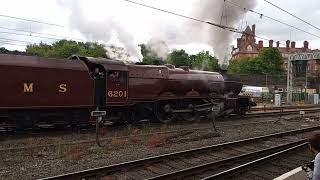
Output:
left=1, top=114, right=320, bottom=179
left=0, top=112, right=311, bottom=149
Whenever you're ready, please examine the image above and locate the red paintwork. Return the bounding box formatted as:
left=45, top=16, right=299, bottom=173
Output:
left=127, top=65, right=225, bottom=102
left=0, top=54, right=250, bottom=128
left=0, top=54, right=240, bottom=110
left=0, top=54, right=94, bottom=109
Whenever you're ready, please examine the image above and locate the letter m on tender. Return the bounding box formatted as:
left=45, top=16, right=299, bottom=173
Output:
left=24, top=83, right=33, bottom=93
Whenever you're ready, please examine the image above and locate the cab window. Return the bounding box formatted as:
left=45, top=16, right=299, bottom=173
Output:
left=108, top=71, right=127, bottom=83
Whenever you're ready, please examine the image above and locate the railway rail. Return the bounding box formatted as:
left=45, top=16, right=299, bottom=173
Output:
left=201, top=141, right=309, bottom=179
left=1, top=105, right=318, bottom=131
left=250, top=104, right=320, bottom=112
left=41, top=126, right=320, bottom=180
left=2, top=106, right=319, bottom=133
left=246, top=107, right=320, bottom=117
left=0, top=119, right=277, bottom=153
left=1, top=108, right=320, bottom=153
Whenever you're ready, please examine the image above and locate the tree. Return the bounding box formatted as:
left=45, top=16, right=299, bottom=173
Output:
left=138, top=44, right=165, bottom=65
left=0, top=47, right=27, bottom=55
left=26, top=39, right=109, bottom=58
left=168, top=49, right=190, bottom=68
left=228, top=48, right=284, bottom=75
left=258, top=48, right=284, bottom=75
left=190, top=51, right=219, bottom=71
left=25, top=42, right=52, bottom=57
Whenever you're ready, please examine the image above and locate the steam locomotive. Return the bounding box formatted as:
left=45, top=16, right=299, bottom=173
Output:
left=0, top=54, right=251, bottom=129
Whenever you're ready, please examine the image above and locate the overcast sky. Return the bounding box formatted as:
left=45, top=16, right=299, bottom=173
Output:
left=0, top=0, right=319, bottom=61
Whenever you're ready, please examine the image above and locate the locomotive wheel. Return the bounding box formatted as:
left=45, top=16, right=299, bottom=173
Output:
left=155, top=103, right=176, bottom=123
left=238, top=106, right=248, bottom=117
left=180, top=112, right=200, bottom=122
left=157, top=113, right=176, bottom=123
left=180, top=104, right=200, bottom=122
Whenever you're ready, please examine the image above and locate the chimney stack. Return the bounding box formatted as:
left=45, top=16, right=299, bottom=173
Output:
left=286, top=40, right=290, bottom=49
left=237, top=39, right=241, bottom=48
left=304, top=41, right=309, bottom=49
left=258, top=40, right=263, bottom=49
left=252, top=24, right=256, bottom=35
left=291, top=41, right=296, bottom=48
left=276, top=41, right=280, bottom=47
left=269, top=40, right=273, bottom=48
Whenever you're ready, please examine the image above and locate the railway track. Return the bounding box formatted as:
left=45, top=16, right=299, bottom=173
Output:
left=2, top=106, right=319, bottom=135
left=0, top=119, right=277, bottom=153
left=1, top=108, right=320, bottom=153
left=41, top=126, right=320, bottom=180
left=2, top=111, right=319, bottom=153
left=250, top=104, right=320, bottom=111
left=246, top=107, right=320, bottom=117
left=201, top=141, right=310, bottom=179
left=1, top=106, right=319, bottom=133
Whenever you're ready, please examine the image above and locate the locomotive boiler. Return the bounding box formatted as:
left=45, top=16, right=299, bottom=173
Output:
left=0, top=54, right=251, bottom=129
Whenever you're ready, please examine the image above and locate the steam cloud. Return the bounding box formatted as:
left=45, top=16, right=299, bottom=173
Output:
left=57, top=0, right=142, bottom=60
left=171, top=0, right=258, bottom=62
left=57, top=0, right=257, bottom=63
left=146, top=38, right=169, bottom=61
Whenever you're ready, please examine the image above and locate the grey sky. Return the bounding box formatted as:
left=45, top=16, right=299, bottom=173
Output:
left=244, top=0, right=320, bottom=49
left=0, top=0, right=319, bottom=60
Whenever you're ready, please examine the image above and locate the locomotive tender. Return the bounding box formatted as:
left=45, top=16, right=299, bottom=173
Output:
left=0, top=54, right=250, bottom=129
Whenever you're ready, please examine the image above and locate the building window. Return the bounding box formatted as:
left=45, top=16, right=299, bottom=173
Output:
left=247, top=45, right=253, bottom=51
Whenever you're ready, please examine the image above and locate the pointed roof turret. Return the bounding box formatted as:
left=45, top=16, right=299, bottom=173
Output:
left=243, top=25, right=253, bottom=36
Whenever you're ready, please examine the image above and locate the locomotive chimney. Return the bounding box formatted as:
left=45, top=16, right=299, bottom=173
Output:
left=269, top=40, right=273, bottom=48
left=237, top=38, right=241, bottom=48
left=291, top=41, right=296, bottom=48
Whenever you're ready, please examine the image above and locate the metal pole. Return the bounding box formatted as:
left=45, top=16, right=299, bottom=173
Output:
left=286, top=59, right=293, bottom=104
left=211, top=105, right=219, bottom=132
left=96, top=116, right=102, bottom=147
left=305, top=64, right=308, bottom=103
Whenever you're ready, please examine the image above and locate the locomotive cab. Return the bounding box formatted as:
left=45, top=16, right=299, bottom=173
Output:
left=69, top=55, right=129, bottom=107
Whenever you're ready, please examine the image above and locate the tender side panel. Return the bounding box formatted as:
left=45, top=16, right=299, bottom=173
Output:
left=0, top=61, right=94, bottom=108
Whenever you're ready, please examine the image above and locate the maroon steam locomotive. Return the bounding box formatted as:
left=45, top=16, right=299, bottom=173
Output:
left=0, top=54, right=251, bottom=129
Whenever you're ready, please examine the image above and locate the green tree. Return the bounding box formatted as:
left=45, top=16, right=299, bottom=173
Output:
left=138, top=44, right=165, bottom=65
left=258, top=48, right=284, bottom=75
left=26, top=42, right=52, bottom=57
left=190, top=51, right=219, bottom=71
left=228, top=57, right=242, bottom=74
left=228, top=48, right=284, bottom=75
left=168, top=49, right=190, bottom=68
left=26, top=39, right=109, bottom=58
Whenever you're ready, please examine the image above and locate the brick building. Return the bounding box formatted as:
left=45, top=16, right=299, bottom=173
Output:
left=231, top=24, right=320, bottom=74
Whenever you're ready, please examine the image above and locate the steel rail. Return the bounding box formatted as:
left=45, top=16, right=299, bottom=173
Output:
left=202, top=142, right=308, bottom=179
left=40, top=126, right=320, bottom=180
left=148, top=140, right=307, bottom=179
left=2, top=108, right=320, bottom=153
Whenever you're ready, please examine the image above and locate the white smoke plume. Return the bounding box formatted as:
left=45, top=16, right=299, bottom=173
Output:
left=56, top=0, right=143, bottom=60
left=105, top=45, right=136, bottom=63
left=57, top=0, right=257, bottom=63
left=167, top=0, right=258, bottom=62
left=146, top=38, right=169, bottom=61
